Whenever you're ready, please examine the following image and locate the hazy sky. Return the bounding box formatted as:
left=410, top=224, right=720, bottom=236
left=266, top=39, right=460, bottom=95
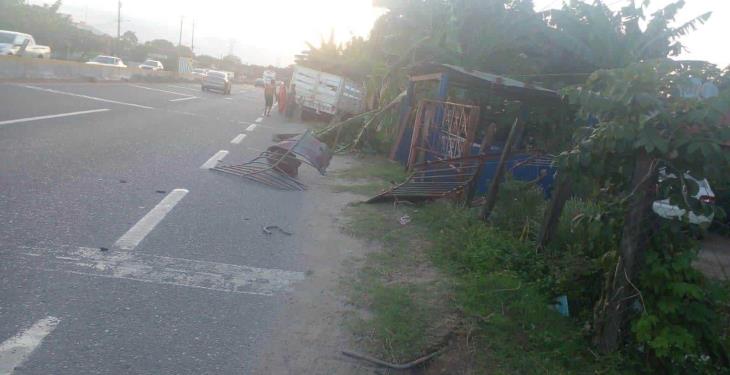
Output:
left=39, top=0, right=730, bottom=67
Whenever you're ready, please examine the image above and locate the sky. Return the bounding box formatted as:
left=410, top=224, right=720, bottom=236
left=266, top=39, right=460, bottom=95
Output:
left=34, top=0, right=730, bottom=68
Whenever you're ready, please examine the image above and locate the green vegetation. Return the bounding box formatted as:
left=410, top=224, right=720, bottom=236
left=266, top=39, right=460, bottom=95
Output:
left=339, top=162, right=621, bottom=373
left=330, top=157, right=407, bottom=196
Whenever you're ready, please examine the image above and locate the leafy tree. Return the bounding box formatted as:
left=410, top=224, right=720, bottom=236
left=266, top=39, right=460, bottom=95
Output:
left=542, top=0, right=711, bottom=83
left=559, top=59, right=730, bottom=370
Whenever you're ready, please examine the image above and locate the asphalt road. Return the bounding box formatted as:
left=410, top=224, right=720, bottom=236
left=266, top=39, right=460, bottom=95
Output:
left=0, top=81, right=315, bottom=374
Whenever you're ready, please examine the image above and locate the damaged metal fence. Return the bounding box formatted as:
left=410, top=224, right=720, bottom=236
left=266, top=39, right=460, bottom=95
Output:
left=211, top=130, right=332, bottom=191
left=367, top=155, right=486, bottom=203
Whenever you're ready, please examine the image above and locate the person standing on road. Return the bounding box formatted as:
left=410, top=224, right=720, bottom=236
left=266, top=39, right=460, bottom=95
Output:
left=263, top=79, right=275, bottom=116
left=285, top=84, right=297, bottom=119
left=277, top=83, right=287, bottom=115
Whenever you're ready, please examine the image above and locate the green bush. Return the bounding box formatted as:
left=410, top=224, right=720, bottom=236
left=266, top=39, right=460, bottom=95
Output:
left=546, top=198, right=619, bottom=321
left=489, top=178, right=547, bottom=239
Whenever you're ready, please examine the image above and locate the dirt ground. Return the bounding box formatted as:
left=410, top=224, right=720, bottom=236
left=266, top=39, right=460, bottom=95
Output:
left=253, top=156, right=381, bottom=375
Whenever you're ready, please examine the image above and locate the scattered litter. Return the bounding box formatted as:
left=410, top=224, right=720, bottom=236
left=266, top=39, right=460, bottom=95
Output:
left=119, top=180, right=127, bottom=183
left=262, top=225, right=293, bottom=236
left=155, top=190, right=166, bottom=194
left=399, top=215, right=412, bottom=225
left=99, top=247, right=109, bottom=252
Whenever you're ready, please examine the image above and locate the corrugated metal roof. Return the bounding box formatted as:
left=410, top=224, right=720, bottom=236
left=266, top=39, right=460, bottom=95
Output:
left=411, top=63, right=560, bottom=101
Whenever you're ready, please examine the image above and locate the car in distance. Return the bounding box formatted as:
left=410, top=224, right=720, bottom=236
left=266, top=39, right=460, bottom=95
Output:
left=202, top=70, right=231, bottom=95
left=86, top=55, right=127, bottom=68
left=138, top=59, right=163, bottom=71
left=254, top=78, right=265, bottom=87
left=0, top=30, right=51, bottom=58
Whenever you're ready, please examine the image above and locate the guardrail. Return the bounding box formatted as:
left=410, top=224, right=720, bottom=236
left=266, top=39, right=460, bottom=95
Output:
left=0, top=56, right=188, bottom=82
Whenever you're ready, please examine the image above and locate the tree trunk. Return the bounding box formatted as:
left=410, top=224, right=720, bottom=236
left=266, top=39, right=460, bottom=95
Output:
left=535, top=172, right=572, bottom=251
left=480, top=115, right=525, bottom=221
left=594, top=151, right=656, bottom=353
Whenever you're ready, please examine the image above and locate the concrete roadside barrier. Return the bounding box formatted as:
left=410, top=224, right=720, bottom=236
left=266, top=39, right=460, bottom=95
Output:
left=0, top=56, right=180, bottom=82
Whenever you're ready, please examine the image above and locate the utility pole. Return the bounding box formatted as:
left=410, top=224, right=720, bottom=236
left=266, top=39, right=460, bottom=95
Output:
left=191, top=20, right=195, bottom=53
left=116, top=1, right=122, bottom=55
left=178, top=16, right=184, bottom=47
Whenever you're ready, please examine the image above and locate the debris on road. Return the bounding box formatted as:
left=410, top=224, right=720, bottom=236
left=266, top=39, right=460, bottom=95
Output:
left=212, top=130, right=332, bottom=190
left=155, top=190, right=166, bottom=194
left=262, top=225, right=293, bottom=236
left=99, top=247, right=109, bottom=252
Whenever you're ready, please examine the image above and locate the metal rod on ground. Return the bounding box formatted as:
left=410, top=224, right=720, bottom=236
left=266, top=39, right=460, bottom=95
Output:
left=480, top=113, right=525, bottom=222
left=342, top=347, right=444, bottom=370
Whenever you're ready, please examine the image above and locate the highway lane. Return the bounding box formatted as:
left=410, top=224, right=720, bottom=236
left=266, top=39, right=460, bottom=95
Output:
left=0, top=81, right=315, bottom=374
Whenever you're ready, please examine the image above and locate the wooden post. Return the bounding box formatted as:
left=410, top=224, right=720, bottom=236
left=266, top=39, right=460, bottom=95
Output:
left=594, top=151, right=656, bottom=353
left=480, top=113, right=525, bottom=221
left=535, top=172, right=572, bottom=251
left=390, top=81, right=415, bottom=161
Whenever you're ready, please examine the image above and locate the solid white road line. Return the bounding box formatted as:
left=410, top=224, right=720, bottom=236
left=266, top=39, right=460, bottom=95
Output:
left=245, top=124, right=257, bottom=132
left=0, top=316, right=60, bottom=375
left=167, top=84, right=200, bottom=92
left=128, top=84, right=190, bottom=97
left=200, top=150, right=228, bottom=169
left=230, top=134, right=247, bottom=144
left=10, top=246, right=305, bottom=296
left=114, top=189, right=189, bottom=251
left=0, top=109, right=110, bottom=126
left=18, top=85, right=153, bottom=109
left=169, top=96, right=198, bottom=102
left=255, top=117, right=263, bottom=123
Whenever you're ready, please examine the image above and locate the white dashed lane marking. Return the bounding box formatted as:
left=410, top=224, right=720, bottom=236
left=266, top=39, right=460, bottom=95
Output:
left=8, top=246, right=305, bottom=296
left=230, top=134, right=247, bottom=144
left=128, top=84, right=191, bottom=97
left=114, top=189, right=189, bottom=250
left=17, top=85, right=153, bottom=109
left=167, top=84, right=200, bottom=92
left=0, top=316, right=61, bottom=375
left=169, top=96, right=198, bottom=102
left=255, top=117, right=263, bottom=123
left=246, top=124, right=257, bottom=131
left=200, top=150, right=228, bottom=169
left=0, top=109, right=110, bottom=126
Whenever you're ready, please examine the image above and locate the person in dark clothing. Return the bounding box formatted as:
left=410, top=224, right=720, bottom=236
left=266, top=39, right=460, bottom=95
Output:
left=263, top=80, right=275, bottom=116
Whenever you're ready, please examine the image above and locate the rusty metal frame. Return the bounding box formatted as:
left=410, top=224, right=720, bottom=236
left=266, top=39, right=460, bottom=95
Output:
left=406, top=99, right=480, bottom=169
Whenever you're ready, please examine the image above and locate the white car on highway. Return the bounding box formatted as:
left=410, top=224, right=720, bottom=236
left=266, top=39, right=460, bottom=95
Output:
left=138, top=59, right=164, bottom=71
left=0, top=30, right=51, bottom=58
left=86, top=55, right=127, bottom=68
